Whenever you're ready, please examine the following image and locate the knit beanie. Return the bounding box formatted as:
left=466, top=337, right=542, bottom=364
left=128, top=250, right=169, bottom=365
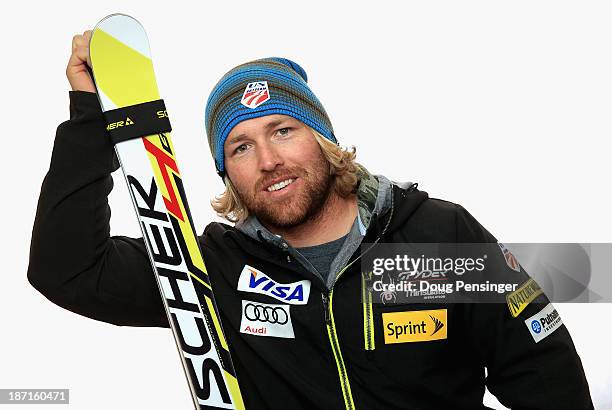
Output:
left=205, top=57, right=336, bottom=177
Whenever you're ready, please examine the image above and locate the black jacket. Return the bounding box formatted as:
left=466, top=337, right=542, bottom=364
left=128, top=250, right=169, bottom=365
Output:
left=28, top=91, right=593, bottom=410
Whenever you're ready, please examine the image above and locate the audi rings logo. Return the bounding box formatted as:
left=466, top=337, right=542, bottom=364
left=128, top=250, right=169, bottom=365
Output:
left=240, top=300, right=295, bottom=338
left=244, top=303, right=288, bottom=324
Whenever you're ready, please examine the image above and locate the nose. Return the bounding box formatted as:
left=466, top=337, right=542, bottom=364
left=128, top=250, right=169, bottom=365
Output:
left=257, top=140, right=283, bottom=172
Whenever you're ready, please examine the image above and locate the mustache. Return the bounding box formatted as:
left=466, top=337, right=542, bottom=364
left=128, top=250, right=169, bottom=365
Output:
left=256, top=167, right=307, bottom=191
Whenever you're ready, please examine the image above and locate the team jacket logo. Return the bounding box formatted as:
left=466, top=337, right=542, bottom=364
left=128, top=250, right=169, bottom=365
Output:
left=237, top=265, right=311, bottom=305
left=506, top=278, right=543, bottom=318
left=498, top=243, right=521, bottom=272
left=240, top=81, right=270, bottom=108
left=240, top=300, right=295, bottom=339
left=382, top=309, right=448, bottom=344
left=244, top=302, right=289, bottom=324
left=524, top=303, right=563, bottom=343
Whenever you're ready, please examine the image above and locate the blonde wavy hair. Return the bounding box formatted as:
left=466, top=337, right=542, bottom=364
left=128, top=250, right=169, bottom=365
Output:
left=211, top=127, right=360, bottom=223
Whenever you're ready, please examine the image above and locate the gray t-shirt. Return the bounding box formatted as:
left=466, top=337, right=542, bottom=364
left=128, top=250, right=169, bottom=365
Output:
left=295, top=233, right=349, bottom=283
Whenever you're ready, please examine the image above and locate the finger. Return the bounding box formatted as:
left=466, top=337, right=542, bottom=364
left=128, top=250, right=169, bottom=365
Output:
left=72, top=35, right=79, bottom=51
left=67, top=50, right=86, bottom=70
left=76, top=47, right=93, bottom=68
left=74, top=45, right=89, bottom=62
left=72, top=34, right=86, bottom=51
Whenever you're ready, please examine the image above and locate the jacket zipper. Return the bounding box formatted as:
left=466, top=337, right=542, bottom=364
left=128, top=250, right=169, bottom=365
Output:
left=322, top=189, right=396, bottom=410
left=362, top=270, right=375, bottom=351
left=322, top=289, right=355, bottom=410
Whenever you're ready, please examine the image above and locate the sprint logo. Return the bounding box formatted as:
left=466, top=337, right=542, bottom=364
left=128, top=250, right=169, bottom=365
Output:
left=106, top=117, right=134, bottom=131
left=430, top=315, right=445, bottom=335
left=383, top=309, right=448, bottom=344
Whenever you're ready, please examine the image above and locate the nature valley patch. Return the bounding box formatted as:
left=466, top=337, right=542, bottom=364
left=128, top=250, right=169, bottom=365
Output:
left=506, top=278, right=543, bottom=318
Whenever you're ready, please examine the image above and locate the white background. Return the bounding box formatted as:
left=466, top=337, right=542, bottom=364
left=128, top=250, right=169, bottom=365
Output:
left=1, top=1, right=611, bottom=409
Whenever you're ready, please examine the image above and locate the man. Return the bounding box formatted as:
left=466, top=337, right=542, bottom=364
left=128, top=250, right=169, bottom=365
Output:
left=28, top=30, right=593, bottom=409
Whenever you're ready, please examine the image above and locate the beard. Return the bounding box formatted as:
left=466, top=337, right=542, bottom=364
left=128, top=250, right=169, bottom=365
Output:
left=235, top=152, right=333, bottom=229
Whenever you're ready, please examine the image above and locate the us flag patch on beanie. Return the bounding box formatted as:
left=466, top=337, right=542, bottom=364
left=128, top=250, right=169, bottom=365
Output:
left=241, top=81, right=270, bottom=108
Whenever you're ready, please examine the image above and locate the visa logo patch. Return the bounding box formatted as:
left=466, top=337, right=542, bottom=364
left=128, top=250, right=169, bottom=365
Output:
left=237, top=265, right=311, bottom=305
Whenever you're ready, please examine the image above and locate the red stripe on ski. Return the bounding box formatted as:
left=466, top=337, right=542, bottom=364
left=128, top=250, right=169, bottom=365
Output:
left=142, top=138, right=185, bottom=222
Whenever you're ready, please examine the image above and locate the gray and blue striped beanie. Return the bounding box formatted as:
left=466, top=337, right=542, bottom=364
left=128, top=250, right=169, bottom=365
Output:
left=205, top=57, right=336, bottom=177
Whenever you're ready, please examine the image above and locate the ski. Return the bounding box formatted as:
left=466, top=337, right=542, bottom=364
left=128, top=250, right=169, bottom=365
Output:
left=88, top=13, right=244, bottom=409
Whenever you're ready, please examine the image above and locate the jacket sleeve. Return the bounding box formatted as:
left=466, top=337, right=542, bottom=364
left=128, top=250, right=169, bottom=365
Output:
left=455, top=205, right=593, bottom=410
left=27, top=91, right=168, bottom=328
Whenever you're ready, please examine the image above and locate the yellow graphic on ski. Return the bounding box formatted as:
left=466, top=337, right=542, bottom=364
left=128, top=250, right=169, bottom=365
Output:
left=89, top=13, right=244, bottom=410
